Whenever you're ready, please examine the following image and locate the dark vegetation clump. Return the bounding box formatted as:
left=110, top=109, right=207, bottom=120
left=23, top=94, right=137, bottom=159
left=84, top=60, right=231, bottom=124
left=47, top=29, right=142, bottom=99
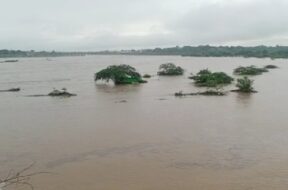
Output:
left=3, top=60, right=19, bottom=63
left=142, top=74, right=152, bottom=78
left=233, top=65, right=268, bottom=75
left=175, top=90, right=226, bottom=97
left=189, top=69, right=234, bottom=87
left=264, top=65, right=278, bottom=69
left=157, top=63, right=184, bottom=76
left=27, top=88, right=76, bottom=97
left=2, top=46, right=288, bottom=59
left=0, top=88, right=20, bottom=92
left=231, top=77, right=256, bottom=93
left=95, top=64, right=147, bottom=85
left=113, top=45, right=288, bottom=59
left=48, top=88, right=76, bottom=97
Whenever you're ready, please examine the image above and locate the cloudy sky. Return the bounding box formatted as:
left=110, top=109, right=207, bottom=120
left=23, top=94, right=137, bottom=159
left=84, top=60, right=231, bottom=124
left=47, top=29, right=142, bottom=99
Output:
left=0, top=0, right=287, bottom=51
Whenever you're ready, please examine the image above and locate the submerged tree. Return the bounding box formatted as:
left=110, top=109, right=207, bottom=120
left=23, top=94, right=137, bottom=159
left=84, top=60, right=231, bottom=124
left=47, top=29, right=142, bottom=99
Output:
left=189, top=69, right=234, bottom=87
left=95, top=64, right=147, bottom=85
left=142, top=74, right=152, bottom=78
left=234, top=65, right=268, bottom=75
left=175, top=89, right=226, bottom=97
left=157, top=63, right=184, bottom=76
left=0, top=163, right=49, bottom=190
left=234, top=76, right=255, bottom=92
left=264, top=65, right=278, bottom=69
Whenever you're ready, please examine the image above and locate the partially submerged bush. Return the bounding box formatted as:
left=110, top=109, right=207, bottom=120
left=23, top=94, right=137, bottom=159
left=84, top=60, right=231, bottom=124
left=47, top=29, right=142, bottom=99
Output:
left=48, top=88, right=76, bottom=97
left=189, top=69, right=234, bottom=87
left=175, top=90, right=225, bottom=97
left=233, top=76, right=256, bottom=93
left=264, top=65, right=278, bottom=69
left=157, top=63, right=184, bottom=76
left=234, top=65, right=268, bottom=75
left=95, top=64, right=147, bottom=85
left=142, top=74, right=152, bottom=78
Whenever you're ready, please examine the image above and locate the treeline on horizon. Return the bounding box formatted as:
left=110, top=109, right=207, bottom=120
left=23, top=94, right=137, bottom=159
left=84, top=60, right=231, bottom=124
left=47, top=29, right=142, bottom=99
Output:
left=0, top=50, right=87, bottom=58
left=1, top=45, right=288, bottom=59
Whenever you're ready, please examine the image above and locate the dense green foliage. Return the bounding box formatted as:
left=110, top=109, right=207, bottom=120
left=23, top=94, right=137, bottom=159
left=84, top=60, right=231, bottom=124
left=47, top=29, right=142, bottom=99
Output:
left=157, top=63, right=184, bottom=76
left=95, top=65, right=146, bottom=85
left=2, top=46, right=288, bottom=59
left=0, top=50, right=87, bottom=58
left=235, top=77, right=255, bottom=92
left=233, top=66, right=268, bottom=75
left=97, top=45, right=288, bottom=59
left=190, top=69, right=234, bottom=87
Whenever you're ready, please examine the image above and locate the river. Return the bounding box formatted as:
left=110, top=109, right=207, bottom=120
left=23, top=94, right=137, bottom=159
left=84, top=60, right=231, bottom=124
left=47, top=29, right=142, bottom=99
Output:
left=1, top=55, right=288, bottom=190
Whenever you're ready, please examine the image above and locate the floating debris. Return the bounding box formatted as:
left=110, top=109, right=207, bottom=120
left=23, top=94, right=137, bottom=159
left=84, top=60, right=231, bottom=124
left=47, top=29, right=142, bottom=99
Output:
left=27, top=88, right=76, bottom=97
left=0, top=88, right=20, bottom=92
left=175, top=90, right=226, bottom=97
left=4, top=60, right=19, bottom=63
left=48, top=88, right=76, bottom=97
left=264, top=65, right=278, bottom=69
left=157, top=98, right=167, bottom=101
left=230, top=89, right=257, bottom=93
left=115, top=100, right=127, bottom=103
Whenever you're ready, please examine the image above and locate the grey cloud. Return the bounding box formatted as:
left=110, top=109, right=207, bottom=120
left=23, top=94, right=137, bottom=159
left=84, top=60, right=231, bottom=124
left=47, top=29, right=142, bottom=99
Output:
left=169, top=0, right=288, bottom=45
left=0, top=0, right=288, bottom=50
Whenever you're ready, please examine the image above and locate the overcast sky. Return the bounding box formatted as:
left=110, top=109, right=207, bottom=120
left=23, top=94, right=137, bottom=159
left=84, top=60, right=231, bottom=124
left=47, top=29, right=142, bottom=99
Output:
left=0, top=0, right=287, bottom=51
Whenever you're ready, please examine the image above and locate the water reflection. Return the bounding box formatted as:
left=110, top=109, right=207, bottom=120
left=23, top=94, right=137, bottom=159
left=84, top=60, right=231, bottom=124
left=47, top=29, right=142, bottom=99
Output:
left=235, top=92, right=253, bottom=107
left=95, top=82, right=143, bottom=94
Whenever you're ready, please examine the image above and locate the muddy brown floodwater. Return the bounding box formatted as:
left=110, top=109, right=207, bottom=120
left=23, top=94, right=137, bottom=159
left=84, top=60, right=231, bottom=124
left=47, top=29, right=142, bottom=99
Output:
left=1, top=56, right=288, bottom=190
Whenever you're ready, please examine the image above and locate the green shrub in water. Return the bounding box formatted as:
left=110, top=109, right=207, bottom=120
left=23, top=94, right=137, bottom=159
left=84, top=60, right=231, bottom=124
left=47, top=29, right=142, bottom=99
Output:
left=234, top=65, right=268, bottom=75
left=235, top=76, right=255, bottom=92
left=95, top=64, right=147, bottom=85
left=189, top=69, right=234, bottom=87
left=157, top=63, right=184, bottom=76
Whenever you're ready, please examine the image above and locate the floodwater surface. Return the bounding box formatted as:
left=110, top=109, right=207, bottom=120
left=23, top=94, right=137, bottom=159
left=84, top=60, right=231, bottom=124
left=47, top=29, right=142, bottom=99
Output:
left=1, top=56, right=288, bottom=190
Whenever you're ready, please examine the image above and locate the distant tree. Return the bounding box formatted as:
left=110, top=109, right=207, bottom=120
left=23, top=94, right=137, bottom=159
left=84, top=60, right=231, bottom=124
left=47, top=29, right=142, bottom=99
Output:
left=118, top=45, right=288, bottom=59
left=2, top=46, right=288, bottom=59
